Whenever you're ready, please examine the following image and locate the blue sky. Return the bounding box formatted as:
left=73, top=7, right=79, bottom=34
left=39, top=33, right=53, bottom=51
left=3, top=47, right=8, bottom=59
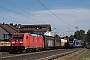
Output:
left=0, top=0, right=90, bottom=36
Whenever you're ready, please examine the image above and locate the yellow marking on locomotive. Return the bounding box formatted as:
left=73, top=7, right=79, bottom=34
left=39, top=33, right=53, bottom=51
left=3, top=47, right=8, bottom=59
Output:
left=0, top=41, right=11, bottom=46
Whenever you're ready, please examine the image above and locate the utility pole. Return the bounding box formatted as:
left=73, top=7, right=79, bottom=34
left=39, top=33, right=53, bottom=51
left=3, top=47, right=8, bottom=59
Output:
left=75, top=26, right=78, bottom=31
left=18, top=24, right=20, bottom=33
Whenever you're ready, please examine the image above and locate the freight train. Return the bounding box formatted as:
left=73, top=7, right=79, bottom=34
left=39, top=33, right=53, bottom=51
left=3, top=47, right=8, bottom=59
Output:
left=0, top=33, right=83, bottom=53
left=9, top=32, right=69, bottom=53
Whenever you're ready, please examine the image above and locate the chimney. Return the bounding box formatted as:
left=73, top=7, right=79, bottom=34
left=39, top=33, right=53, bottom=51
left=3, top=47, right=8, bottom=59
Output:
left=10, top=23, right=13, bottom=26
left=3, top=22, right=5, bottom=25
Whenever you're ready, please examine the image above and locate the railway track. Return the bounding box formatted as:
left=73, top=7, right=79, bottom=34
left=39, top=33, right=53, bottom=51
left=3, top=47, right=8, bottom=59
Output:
left=0, top=48, right=82, bottom=60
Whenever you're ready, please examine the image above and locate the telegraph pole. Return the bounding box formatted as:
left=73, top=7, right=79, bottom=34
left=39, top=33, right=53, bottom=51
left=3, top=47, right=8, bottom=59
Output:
left=75, top=26, right=78, bottom=31
left=18, top=24, right=20, bottom=33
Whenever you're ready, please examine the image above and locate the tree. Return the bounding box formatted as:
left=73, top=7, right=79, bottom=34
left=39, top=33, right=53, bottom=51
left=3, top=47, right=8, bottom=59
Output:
left=74, top=30, right=80, bottom=39
left=87, top=29, right=90, bottom=42
left=74, top=30, right=85, bottom=41
left=79, top=30, right=85, bottom=41
left=54, top=34, right=60, bottom=38
left=69, top=35, right=74, bottom=39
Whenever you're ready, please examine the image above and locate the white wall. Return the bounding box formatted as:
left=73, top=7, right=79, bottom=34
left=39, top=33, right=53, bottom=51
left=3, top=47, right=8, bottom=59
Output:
left=44, top=30, right=51, bottom=36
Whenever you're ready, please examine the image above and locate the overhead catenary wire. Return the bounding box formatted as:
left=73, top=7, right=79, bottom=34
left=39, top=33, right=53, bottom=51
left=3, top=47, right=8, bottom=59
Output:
left=0, top=0, right=76, bottom=36
left=67, top=27, right=74, bottom=32
left=3, top=0, right=75, bottom=28
left=0, top=16, right=19, bottom=23
left=37, top=0, right=77, bottom=32
left=4, top=0, right=30, bottom=15
left=2, top=13, right=27, bottom=24
left=0, top=6, right=43, bottom=23
left=37, top=0, right=76, bottom=28
left=4, top=0, right=46, bottom=24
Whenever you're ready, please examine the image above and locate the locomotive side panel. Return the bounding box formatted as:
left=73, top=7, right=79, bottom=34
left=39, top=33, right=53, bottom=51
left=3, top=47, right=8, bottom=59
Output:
left=23, top=33, right=30, bottom=49
left=29, top=35, right=44, bottom=48
left=37, top=36, right=44, bottom=48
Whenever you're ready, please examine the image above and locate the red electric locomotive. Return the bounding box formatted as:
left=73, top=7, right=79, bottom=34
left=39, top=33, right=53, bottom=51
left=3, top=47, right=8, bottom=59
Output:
left=9, top=33, right=44, bottom=53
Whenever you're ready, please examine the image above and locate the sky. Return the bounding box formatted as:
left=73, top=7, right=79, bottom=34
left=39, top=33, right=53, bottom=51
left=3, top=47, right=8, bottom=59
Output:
left=0, top=0, right=90, bottom=36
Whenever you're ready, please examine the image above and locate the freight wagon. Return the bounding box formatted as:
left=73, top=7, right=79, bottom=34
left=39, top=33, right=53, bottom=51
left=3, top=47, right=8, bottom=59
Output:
left=0, top=41, right=11, bottom=52
left=43, top=35, right=55, bottom=50
left=61, top=39, right=69, bottom=48
left=9, top=33, right=69, bottom=53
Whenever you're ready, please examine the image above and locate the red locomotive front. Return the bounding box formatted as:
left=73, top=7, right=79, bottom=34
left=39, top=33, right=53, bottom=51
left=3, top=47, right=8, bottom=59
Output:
left=9, top=33, right=25, bottom=53
left=11, top=33, right=23, bottom=46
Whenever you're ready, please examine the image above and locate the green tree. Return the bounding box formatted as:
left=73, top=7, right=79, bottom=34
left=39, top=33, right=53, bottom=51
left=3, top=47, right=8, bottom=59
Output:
left=87, top=29, right=90, bottom=42
left=69, top=35, right=74, bottom=39
left=79, top=30, right=85, bottom=41
left=74, top=30, right=80, bottom=39
left=74, top=30, right=85, bottom=41
left=54, top=34, right=60, bottom=38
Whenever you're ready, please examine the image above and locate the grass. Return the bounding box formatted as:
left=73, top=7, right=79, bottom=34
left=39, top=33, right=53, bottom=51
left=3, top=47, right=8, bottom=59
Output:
left=0, top=52, right=8, bottom=55
left=86, top=54, right=90, bottom=58
left=65, top=49, right=86, bottom=60
left=56, top=48, right=88, bottom=60
left=83, top=50, right=90, bottom=60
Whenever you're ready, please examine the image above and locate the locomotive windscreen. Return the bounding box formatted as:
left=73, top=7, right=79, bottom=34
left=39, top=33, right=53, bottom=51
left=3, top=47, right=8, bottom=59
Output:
left=12, top=34, right=24, bottom=39
left=76, top=41, right=79, bottom=45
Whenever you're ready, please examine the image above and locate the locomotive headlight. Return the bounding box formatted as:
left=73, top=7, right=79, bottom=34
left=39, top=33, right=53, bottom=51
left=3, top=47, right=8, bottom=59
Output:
left=20, top=41, right=23, bottom=46
left=20, top=42, right=23, bottom=44
left=11, top=42, right=15, bottom=46
left=12, top=42, right=15, bottom=44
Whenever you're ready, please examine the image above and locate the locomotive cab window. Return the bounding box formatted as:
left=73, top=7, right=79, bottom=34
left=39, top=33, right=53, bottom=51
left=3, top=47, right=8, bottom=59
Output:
left=76, top=42, right=79, bottom=45
left=12, top=34, right=24, bottom=39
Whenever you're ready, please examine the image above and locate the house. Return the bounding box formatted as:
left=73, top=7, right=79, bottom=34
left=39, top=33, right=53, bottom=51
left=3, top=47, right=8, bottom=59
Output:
left=12, top=24, right=51, bottom=36
left=0, top=23, right=17, bottom=41
left=0, top=23, right=51, bottom=41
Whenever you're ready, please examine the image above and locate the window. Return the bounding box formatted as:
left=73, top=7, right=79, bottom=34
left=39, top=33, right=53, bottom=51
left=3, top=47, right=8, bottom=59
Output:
left=13, top=34, right=24, bottom=39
